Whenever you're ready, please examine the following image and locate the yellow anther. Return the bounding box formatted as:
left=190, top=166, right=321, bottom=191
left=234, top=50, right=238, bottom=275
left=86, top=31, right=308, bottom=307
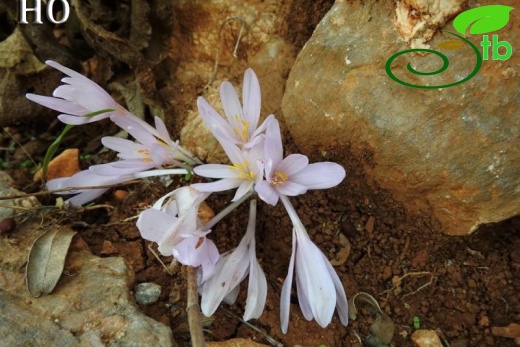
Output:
left=272, top=171, right=288, bottom=186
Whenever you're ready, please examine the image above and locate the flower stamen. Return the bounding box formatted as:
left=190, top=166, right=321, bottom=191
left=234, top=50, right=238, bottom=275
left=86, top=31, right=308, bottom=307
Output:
left=272, top=171, right=287, bottom=186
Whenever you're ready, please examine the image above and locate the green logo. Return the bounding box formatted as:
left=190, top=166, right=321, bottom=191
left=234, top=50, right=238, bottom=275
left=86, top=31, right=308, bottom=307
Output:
left=386, top=5, right=514, bottom=89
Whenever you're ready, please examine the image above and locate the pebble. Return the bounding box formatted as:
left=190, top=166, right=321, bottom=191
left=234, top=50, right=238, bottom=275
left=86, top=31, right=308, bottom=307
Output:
left=411, top=329, right=443, bottom=347
left=135, top=282, right=162, bottom=305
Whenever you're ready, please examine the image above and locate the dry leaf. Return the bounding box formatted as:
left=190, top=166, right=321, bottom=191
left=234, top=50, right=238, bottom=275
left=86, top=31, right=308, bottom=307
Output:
left=437, top=39, right=465, bottom=50
left=26, top=227, right=77, bottom=297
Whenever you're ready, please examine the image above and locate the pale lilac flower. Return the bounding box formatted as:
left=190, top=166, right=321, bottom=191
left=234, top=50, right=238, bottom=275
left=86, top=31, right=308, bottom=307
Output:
left=197, top=68, right=274, bottom=149
left=279, top=195, right=348, bottom=333
left=46, top=169, right=134, bottom=206
left=26, top=60, right=131, bottom=125
left=192, top=139, right=264, bottom=202
left=200, top=200, right=267, bottom=321
left=255, top=119, right=346, bottom=206
left=91, top=115, right=194, bottom=176
left=137, top=187, right=218, bottom=281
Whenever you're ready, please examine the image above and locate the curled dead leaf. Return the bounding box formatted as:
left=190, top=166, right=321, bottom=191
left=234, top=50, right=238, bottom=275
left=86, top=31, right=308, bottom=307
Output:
left=349, top=292, right=395, bottom=346
left=26, top=227, right=77, bottom=297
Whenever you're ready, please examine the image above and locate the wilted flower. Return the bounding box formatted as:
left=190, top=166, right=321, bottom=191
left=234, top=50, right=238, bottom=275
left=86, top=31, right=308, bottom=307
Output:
left=46, top=169, right=133, bottom=206
left=137, top=187, right=219, bottom=281
left=26, top=60, right=131, bottom=125
left=197, top=68, right=274, bottom=149
left=200, top=200, right=267, bottom=321
left=279, top=195, right=348, bottom=333
left=255, top=119, right=346, bottom=206
left=91, top=115, right=195, bottom=176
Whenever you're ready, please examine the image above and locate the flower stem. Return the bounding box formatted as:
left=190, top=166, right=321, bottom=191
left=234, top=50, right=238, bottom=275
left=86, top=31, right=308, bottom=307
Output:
left=186, top=265, right=206, bottom=347
left=200, top=189, right=253, bottom=232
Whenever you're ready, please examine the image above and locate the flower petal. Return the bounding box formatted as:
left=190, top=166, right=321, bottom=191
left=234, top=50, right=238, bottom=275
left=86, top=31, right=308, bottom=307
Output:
left=197, top=97, right=236, bottom=144
left=26, top=94, right=87, bottom=116
left=194, top=164, right=236, bottom=179
left=276, top=181, right=308, bottom=197
left=278, top=154, right=309, bottom=176
left=220, top=81, right=243, bottom=125
left=280, top=229, right=297, bottom=334
left=322, top=253, right=349, bottom=326
left=137, top=208, right=177, bottom=244
left=243, top=256, right=267, bottom=321
left=295, top=229, right=336, bottom=328
left=263, top=119, right=283, bottom=177
left=290, top=162, right=346, bottom=189
left=242, top=68, right=261, bottom=132
left=255, top=180, right=280, bottom=206
left=191, top=179, right=242, bottom=194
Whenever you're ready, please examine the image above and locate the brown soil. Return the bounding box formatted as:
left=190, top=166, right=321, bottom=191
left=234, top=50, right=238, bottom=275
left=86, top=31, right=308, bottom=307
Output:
left=1, top=1, right=519, bottom=346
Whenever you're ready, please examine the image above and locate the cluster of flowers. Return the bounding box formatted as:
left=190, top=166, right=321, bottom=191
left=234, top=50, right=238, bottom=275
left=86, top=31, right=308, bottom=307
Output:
left=27, top=61, right=349, bottom=333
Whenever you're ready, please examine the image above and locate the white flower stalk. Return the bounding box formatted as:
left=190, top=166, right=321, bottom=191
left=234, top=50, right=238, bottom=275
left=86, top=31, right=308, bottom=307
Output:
left=137, top=187, right=218, bottom=282
left=197, top=68, right=274, bottom=149
left=26, top=60, right=132, bottom=125
left=279, top=195, right=349, bottom=334
left=192, top=139, right=264, bottom=202
left=200, top=199, right=267, bottom=321
left=255, top=119, right=346, bottom=206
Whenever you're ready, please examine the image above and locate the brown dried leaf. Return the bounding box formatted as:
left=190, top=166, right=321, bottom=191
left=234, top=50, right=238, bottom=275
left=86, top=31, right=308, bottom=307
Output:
left=26, top=227, right=76, bottom=297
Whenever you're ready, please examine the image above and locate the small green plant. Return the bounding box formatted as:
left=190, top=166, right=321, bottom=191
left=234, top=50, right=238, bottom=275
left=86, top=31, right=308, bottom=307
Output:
left=413, top=316, right=421, bottom=329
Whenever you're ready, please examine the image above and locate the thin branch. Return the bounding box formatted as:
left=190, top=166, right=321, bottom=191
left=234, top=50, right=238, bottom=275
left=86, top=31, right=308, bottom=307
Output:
left=186, top=266, right=206, bottom=347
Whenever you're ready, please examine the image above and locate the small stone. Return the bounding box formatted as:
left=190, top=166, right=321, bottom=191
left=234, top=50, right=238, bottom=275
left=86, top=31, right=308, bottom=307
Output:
left=100, top=240, right=118, bottom=255
left=34, top=148, right=81, bottom=181
left=479, top=316, right=490, bottom=327
left=135, top=282, right=162, bottom=305
left=198, top=201, right=215, bottom=225
left=411, top=329, right=443, bottom=347
left=113, top=190, right=129, bottom=202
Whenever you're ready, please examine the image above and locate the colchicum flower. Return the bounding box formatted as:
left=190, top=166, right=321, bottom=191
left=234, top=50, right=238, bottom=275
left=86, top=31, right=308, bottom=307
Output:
left=279, top=195, right=349, bottom=334
left=46, top=169, right=134, bottom=206
left=192, top=139, right=264, bottom=202
left=255, top=119, right=346, bottom=206
left=137, top=187, right=219, bottom=282
left=200, top=200, right=267, bottom=321
left=91, top=115, right=194, bottom=176
left=197, top=68, right=274, bottom=149
left=26, top=60, right=132, bottom=125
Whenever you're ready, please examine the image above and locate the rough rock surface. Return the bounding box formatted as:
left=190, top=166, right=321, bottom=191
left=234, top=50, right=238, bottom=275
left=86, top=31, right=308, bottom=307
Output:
left=0, top=216, right=174, bottom=347
left=282, top=0, right=520, bottom=235
left=0, top=171, right=39, bottom=220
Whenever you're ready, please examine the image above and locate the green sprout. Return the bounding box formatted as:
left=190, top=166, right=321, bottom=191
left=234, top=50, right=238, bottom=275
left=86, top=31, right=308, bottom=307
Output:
left=413, top=316, right=421, bottom=329
left=40, top=109, right=114, bottom=181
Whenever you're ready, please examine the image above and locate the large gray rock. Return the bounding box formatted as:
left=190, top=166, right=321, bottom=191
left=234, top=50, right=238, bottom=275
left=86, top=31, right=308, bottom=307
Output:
left=282, top=0, right=520, bottom=235
left=0, top=218, right=174, bottom=347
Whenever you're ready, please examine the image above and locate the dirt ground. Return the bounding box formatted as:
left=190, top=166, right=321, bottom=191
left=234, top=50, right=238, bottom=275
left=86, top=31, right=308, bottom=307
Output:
left=1, top=1, right=519, bottom=346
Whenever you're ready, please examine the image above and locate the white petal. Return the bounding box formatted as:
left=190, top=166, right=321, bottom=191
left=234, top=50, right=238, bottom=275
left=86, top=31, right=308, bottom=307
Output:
left=220, top=81, right=243, bottom=125
left=277, top=154, right=309, bottom=176
left=243, top=257, right=267, bottom=321
left=290, top=162, right=346, bottom=189
left=191, top=179, right=242, bottom=194
left=67, top=189, right=108, bottom=205
left=322, top=253, right=349, bottom=326
left=280, top=230, right=297, bottom=334
left=194, top=164, right=236, bottom=179
left=277, top=181, right=308, bottom=197
left=232, top=181, right=254, bottom=202
left=197, top=97, right=237, bottom=144
left=255, top=180, right=280, bottom=206
left=263, top=119, right=283, bottom=177
left=26, top=94, right=87, bottom=116
left=136, top=208, right=177, bottom=245
left=200, top=244, right=250, bottom=316
left=295, top=229, right=336, bottom=328
left=242, top=68, right=261, bottom=132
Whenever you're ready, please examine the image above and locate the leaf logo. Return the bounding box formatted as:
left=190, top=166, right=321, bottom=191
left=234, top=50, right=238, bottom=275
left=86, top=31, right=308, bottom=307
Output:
left=453, top=5, right=514, bottom=35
